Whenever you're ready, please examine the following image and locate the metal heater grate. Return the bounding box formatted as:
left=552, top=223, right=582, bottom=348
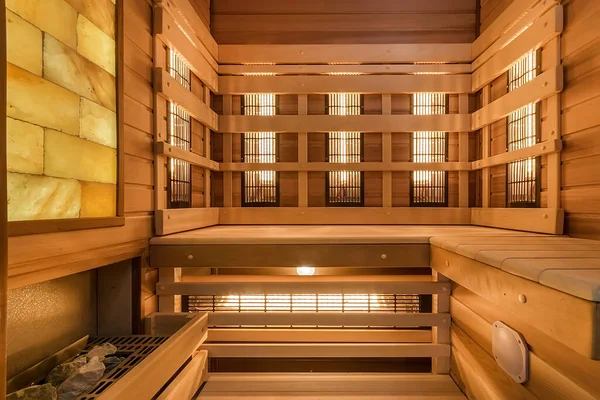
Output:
left=410, top=93, right=449, bottom=206
left=326, top=93, right=364, bottom=206
left=167, top=50, right=192, bottom=208
left=507, top=51, right=540, bottom=207
left=242, top=94, right=279, bottom=206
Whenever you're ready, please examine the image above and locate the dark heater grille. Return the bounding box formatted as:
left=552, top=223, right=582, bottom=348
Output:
left=242, top=94, right=279, bottom=206
left=507, top=51, right=540, bottom=207
left=326, top=93, right=364, bottom=206
left=410, top=93, right=448, bottom=206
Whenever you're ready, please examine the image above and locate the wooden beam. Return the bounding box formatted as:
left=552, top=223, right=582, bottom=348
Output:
left=222, top=95, right=233, bottom=208
left=154, top=7, right=218, bottom=91
left=458, top=94, right=470, bottom=208
left=471, top=0, right=544, bottom=59
left=208, top=312, right=450, bottom=328
left=207, top=328, right=432, bottom=343
left=220, top=162, right=471, bottom=172
left=98, top=313, right=208, bottom=399
left=219, top=64, right=472, bottom=76
left=156, top=350, right=207, bottom=400
left=155, top=141, right=220, bottom=171
left=157, top=275, right=450, bottom=295
left=382, top=94, right=392, bottom=208
left=220, top=115, right=470, bottom=134
left=155, top=0, right=218, bottom=66
left=219, top=44, right=473, bottom=64
left=154, top=68, right=218, bottom=131
left=471, top=66, right=563, bottom=131
left=219, top=75, right=472, bottom=94
left=218, top=207, right=471, bottom=225
left=545, top=38, right=562, bottom=210
left=471, top=139, right=562, bottom=170
left=470, top=207, right=564, bottom=234
left=154, top=36, right=168, bottom=211
left=432, top=247, right=598, bottom=359
left=472, top=5, right=563, bottom=92
left=204, top=86, right=212, bottom=208
left=201, top=343, right=450, bottom=359
left=150, top=243, right=430, bottom=268
left=472, top=0, right=558, bottom=71
left=155, top=208, right=219, bottom=236
left=481, top=86, right=490, bottom=208
left=0, top=0, right=7, bottom=392
left=432, top=272, right=450, bottom=374
left=298, top=94, right=308, bottom=208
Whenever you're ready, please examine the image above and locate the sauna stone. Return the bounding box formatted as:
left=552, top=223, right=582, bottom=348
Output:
left=86, top=343, right=117, bottom=362
left=57, top=357, right=105, bottom=400
left=7, top=383, right=57, bottom=400
left=46, top=356, right=87, bottom=388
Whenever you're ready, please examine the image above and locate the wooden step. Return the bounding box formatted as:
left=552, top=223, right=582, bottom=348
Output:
left=157, top=275, right=449, bottom=296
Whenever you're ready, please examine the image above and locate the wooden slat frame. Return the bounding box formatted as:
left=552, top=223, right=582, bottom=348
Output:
left=382, top=94, right=392, bottom=207
left=156, top=350, right=207, bottom=400
left=481, top=86, right=491, bottom=208
left=431, top=247, right=597, bottom=359
left=207, top=328, right=432, bottom=343
left=472, top=5, right=563, bottom=92
left=298, top=94, right=308, bottom=207
left=218, top=207, right=471, bottom=225
left=471, top=66, right=563, bottom=131
left=220, top=162, right=471, bottom=172
left=156, top=275, right=450, bottom=295
left=458, top=94, right=470, bottom=207
left=155, top=141, right=219, bottom=171
left=204, top=86, right=212, bottom=208
left=208, top=312, right=450, bottom=328
left=155, top=0, right=218, bottom=67
left=471, top=139, right=562, bottom=170
left=154, top=68, right=218, bottom=131
left=470, top=208, right=564, bottom=234
left=201, top=343, right=450, bottom=359
left=220, top=115, right=470, bottom=133
left=155, top=208, right=219, bottom=236
left=98, top=313, right=208, bottom=400
left=545, top=38, right=562, bottom=210
left=154, top=7, right=218, bottom=91
left=219, top=64, right=472, bottom=76
left=222, top=95, right=233, bottom=208
left=219, top=75, right=472, bottom=94
left=219, top=44, right=473, bottom=64
left=154, top=36, right=169, bottom=211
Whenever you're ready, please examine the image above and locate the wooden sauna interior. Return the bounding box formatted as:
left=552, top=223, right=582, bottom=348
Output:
left=2, top=0, right=600, bottom=398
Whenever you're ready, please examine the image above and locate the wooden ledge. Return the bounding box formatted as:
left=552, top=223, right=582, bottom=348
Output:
left=471, top=208, right=564, bottom=235
left=155, top=141, right=219, bottom=171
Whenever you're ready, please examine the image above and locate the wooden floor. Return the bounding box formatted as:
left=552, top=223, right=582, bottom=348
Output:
left=197, top=373, right=466, bottom=399
left=150, top=225, right=541, bottom=245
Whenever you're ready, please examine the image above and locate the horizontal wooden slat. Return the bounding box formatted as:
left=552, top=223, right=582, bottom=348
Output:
left=220, top=115, right=470, bottom=133
left=218, top=208, right=471, bottom=225
left=207, top=312, right=450, bottom=328
left=157, top=275, right=450, bottom=295
left=157, top=350, right=207, bottom=400
left=155, top=0, right=218, bottom=64
left=150, top=243, right=430, bottom=268
left=219, top=44, right=473, bottom=64
left=472, top=5, right=563, bottom=91
left=207, top=328, right=432, bottom=343
left=219, top=74, right=471, bottom=94
left=155, top=141, right=219, bottom=171
left=471, top=66, right=563, bottom=131
left=98, top=313, right=208, bottom=400
left=220, top=162, right=471, bottom=172
left=471, top=139, right=562, bottom=170
left=155, top=208, right=219, bottom=236
left=154, top=68, right=218, bottom=130
left=219, top=64, right=472, bottom=76
left=471, top=0, right=542, bottom=59
left=431, top=247, right=599, bottom=359
left=201, top=343, right=450, bottom=358
left=472, top=0, right=558, bottom=71
left=471, top=208, right=564, bottom=234
left=154, top=7, right=218, bottom=91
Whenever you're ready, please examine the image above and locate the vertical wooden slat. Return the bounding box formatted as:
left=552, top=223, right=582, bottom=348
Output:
left=222, top=95, right=234, bottom=207
left=432, top=271, right=450, bottom=374
left=204, top=86, right=212, bottom=208
left=298, top=94, right=308, bottom=207
left=382, top=94, right=392, bottom=207
left=0, top=0, right=8, bottom=394
left=154, top=32, right=168, bottom=211
left=545, top=38, right=561, bottom=209
left=116, top=0, right=125, bottom=216
left=458, top=94, right=469, bottom=207
left=481, top=86, right=491, bottom=208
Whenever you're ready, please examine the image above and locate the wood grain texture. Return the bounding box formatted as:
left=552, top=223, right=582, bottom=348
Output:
left=0, top=0, right=7, bottom=394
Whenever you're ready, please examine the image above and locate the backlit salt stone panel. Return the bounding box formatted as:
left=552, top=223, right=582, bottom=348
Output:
left=6, top=0, right=117, bottom=221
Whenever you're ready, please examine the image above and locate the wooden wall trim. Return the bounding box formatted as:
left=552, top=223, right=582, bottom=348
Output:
left=218, top=75, right=472, bottom=94
left=155, top=142, right=219, bottom=171
left=471, top=208, right=564, bottom=235
left=220, top=161, right=471, bottom=172
left=219, top=64, right=472, bottom=76
left=471, top=139, right=562, bottom=170
left=219, top=115, right=471, bottom=133
left=219, top=44, right=473, bottom=64
left=8, top=217, right=125, bottom=237
left=155, top=208, right=219, bottom=236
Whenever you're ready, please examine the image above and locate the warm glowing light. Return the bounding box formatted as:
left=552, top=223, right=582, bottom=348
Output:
left=221, top=293, right=385, bottom=312
left=296, top=266, right=316, bottom=276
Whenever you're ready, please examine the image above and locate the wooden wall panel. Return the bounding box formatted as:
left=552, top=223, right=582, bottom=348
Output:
left=211, top=0, right=477, bottom=44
